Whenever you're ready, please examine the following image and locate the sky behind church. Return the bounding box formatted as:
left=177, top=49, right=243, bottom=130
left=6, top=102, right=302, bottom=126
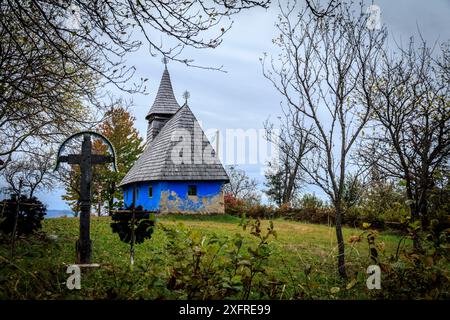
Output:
left=38, top=0, right=450, bottom=210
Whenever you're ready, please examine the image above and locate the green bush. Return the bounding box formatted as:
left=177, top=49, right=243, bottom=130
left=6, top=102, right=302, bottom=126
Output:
left=293, top=193, right=326, bottom=210
left=226, top=187, right=408, bottom=230
left=344, top=201, right=410, bottom=230
left=361, top=222, right=450, bottom=299
left=224, top=193, right=247, bottom=216
left=110, top=209, right=155, bottom=245
left=247, top=203, right=276, bottom=219
left=110, top=206, right=156, bottom=266
left=160, top=217, right=281, bottom=299
left=0, top=195, right=46, bottom=238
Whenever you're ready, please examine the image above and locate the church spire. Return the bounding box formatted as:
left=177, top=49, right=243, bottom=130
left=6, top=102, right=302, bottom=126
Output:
left=145, top=60, right=180, bottom=120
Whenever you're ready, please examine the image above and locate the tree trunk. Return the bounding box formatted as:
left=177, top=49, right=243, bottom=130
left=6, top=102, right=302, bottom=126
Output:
left=405, top=180, right=422, bottom=251
left=97, top=196, right=101, bottom=216
left=108, top=181, right=115, bottom=216
left=10, top=196, right=20, bottom=260
left=283, top=170, right=297, bottom=205
left=408, top=200, right=422, bottom=252
left=108, top=196, right=114, bottom=216
left=418, top=182, right=429, bottom=230
left=29, top=188, right=35, bottom=199
left=335, top=204, right=347, bottom=278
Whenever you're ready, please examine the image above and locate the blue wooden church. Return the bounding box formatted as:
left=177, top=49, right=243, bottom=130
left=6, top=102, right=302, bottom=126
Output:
left=119, top=64, right=229, bottom=213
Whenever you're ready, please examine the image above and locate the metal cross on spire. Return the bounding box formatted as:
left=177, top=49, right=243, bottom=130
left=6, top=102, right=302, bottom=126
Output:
left=162, top=56, right=168, bottom=68
left=183, top=90, right=190, bottom=104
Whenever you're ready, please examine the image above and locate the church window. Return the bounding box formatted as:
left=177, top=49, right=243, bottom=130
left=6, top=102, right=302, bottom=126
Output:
left=188, top=185, right=197, bottom=196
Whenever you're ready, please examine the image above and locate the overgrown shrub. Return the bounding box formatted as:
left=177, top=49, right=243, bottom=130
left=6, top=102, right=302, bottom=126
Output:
left=247, top=203, right=276, bottom=219
left=110, top=207, right=155, bottom=245
left=224, top=193, right=247, bottom=215
left=160, top=217, right=282, bottom=299
left=283, top=207, right=335, bottom=225
left=353, top=221, right=450, bottom=299
left=110, top=205, right=155, bottom=265
left=293, top=193, right=326, bottom=210
left=0, top=195, right=46, bottom=237
left=344, top=200, right=411, bottom=230
left=225, top=190, right=408, bottom=230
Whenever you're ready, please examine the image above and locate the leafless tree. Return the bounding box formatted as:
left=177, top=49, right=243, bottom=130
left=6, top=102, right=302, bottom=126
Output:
left=2, top=152, right=56, bottom=198
left=436, top=41, right=450, bottom=84
left=0, top=1, right=269, bottom=168
left=223, top=165, right=260, bottom=204
left=305, top=0, right=339, bottom=18
left=0, top=7, right=105, bottom=170
left=262, top=1, right=386, bottom=277
left=264, top=107, right=314, bottom=205
left=357, top=39, right=450, bottom=236
left=1, top=1, right=269, bottom=79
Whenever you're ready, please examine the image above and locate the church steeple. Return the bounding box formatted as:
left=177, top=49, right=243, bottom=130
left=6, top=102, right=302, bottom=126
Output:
left=146, top=60, right=180, bottom=120
left=146, top=61, right=180, bottom=144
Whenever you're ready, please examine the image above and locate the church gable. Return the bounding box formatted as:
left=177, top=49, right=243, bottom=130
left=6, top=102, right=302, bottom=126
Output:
left=120, top=104, right=229, bottom=186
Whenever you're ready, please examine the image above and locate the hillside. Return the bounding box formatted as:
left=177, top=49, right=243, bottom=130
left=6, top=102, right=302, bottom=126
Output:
left=2, top=215, right=444, bottom=300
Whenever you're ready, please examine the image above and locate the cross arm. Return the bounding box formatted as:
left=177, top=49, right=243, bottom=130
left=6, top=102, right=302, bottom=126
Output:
left=91, top=154, right=114, bottom=164
left=58, top=154, right=81, bottom=164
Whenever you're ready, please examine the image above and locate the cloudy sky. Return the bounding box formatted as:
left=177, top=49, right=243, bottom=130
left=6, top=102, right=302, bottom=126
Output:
left=36, top=0, right=450, bottom=210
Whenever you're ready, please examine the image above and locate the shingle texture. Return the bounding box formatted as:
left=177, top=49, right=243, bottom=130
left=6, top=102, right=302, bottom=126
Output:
left=146, top=66, right=180, bottom=118
left=119, top=104, right=229, bottom=186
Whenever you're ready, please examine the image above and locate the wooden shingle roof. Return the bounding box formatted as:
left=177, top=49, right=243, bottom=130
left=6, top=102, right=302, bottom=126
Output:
left=119, top=104, right=229, bottom=186
left=145, top=66, right=180, bottom=119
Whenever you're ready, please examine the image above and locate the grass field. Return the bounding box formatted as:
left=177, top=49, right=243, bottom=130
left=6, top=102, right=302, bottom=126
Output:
left=0, top=214, right=416, bottom=299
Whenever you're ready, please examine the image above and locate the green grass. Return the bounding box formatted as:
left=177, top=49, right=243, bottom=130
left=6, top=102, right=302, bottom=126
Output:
left=0, top=214, right=412, bottom=299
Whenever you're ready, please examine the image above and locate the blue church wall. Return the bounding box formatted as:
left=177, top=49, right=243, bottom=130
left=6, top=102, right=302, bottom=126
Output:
left=122, top=180, right=225, bottom=213
left=123, top=181, right=163, bottom=211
